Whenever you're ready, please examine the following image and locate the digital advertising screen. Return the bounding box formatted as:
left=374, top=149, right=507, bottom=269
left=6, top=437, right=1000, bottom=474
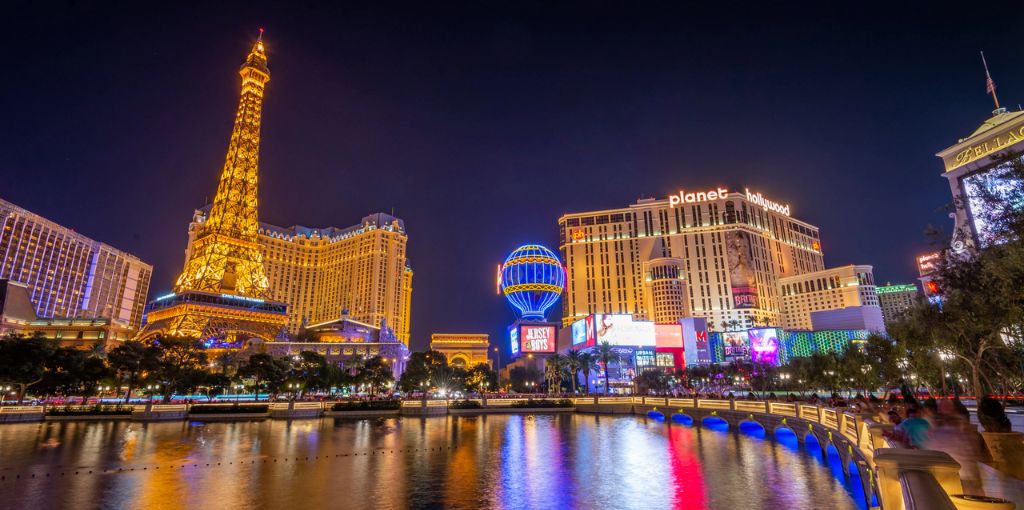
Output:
left=722, top=331, right=749, bottom=361
left=509, top=327, right=520, bottom=356
left=963, top=161, right=1024, bottom=247
left=655, top=323, right=683, bottom=348
left=748, top=328, right=781, bottom=366
left=594, top=314, right=656, bottom=347
left=726, top=230, right=759, bottom=309
left=571, top=317, right=593, bottom=347
left=520, top=324, right=557, bottom=353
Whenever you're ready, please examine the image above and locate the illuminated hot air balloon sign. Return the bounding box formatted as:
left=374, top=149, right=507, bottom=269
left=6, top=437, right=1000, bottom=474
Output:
left=500, top=244, right=565, bottom=321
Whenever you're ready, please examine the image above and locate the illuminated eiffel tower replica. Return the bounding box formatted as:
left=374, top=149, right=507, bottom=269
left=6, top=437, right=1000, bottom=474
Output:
left=139, top=31, right=288, bottom=347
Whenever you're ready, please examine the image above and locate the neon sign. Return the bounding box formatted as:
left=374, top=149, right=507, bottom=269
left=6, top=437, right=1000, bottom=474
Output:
left=668, top=187, right=729, bottom=208
left=744, top=189, right=790, bottom=216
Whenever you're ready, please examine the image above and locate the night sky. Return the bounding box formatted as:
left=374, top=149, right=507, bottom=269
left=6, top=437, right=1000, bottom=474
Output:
left=4, top=1, right=1024, bottom=353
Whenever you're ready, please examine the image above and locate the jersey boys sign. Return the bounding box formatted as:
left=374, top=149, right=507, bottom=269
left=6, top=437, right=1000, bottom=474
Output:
left=517, top=324, right=557, bottom=353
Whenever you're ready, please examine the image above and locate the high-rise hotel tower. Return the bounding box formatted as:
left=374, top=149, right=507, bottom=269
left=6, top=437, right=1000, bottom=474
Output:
left=558, top=188, right=824, bottom=330
left=0, top=198, right=153, bottom=329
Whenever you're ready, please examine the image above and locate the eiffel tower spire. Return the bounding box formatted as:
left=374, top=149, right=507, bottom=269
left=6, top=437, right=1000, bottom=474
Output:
left=174, top=31, right=272, bottom=297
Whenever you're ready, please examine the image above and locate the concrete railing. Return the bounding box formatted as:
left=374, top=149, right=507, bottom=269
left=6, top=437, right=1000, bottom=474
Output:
left=768, top=402, right=797, bottom=417
left=899, top=470, right=958, bottom=510
left=0, top=406, right=45, bottom=414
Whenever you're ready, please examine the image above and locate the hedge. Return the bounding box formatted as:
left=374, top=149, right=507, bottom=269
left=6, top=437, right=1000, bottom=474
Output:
left=189, top=404, right=269, bottom=414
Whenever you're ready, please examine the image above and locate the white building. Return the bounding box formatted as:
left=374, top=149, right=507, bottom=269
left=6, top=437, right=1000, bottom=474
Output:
left=777, top=264, right=882, bottom=332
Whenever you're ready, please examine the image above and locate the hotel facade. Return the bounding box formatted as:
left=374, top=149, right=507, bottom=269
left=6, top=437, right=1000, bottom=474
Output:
left=558, top=188, right=824, bottom=331
left=180, top=209, right=413, bottom=344
left=777, top=264, right=883, bottom=332
left=0, top=198, right=152, bottom=330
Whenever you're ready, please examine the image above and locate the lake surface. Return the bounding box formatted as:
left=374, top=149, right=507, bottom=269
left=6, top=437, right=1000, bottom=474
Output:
left=0, top=414, right=863, bottom=510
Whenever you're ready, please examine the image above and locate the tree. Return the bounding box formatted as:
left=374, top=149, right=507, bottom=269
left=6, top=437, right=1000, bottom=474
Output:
left=360, top=356, right=395, bottom=395
left=398, top=350, right=449, bottom=393
left=289, top=351, right=339, bottom=395
left=563, top=349, right=583, bottom=394
left=237, top=353, right=291, bottom=399
left=508, top=365, right=542, bottom=393
left=595, top=342, right=616, bottom=394
left=463, top=363, right=497, bottom=393
left=634, top=370, right=671, bottom=395
left=544, top=354, right=566, bottom=394
left=150, top=337, right=208, bottom=402
left=0, top=333, right=58, bottom=403
left=578, top=352, right=598, bottom=394
left=107, top=340, right=158, bottom=403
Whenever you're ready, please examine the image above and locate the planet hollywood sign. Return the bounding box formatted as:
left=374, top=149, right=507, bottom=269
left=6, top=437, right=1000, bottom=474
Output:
left=667, top=187, right=791, bottom=216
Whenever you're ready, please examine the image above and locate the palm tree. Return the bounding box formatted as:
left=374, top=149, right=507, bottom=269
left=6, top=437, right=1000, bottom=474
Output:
left=595, top=342, right=616, bottom=395
left=564, top=349, right=583, bottom=394
left=579, top=352, right=597, bottom=394
left=545, top=354, right=565, bottom=394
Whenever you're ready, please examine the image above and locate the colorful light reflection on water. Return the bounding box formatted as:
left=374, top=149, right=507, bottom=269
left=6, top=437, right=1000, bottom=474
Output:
left=0, top=415, right=862, bottom=509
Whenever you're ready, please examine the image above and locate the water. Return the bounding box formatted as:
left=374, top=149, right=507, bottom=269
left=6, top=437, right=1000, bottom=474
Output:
left=0, top=415, right=862, bottom=510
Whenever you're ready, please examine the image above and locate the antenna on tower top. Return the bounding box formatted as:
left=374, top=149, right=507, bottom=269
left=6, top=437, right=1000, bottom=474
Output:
left=258, top=27, right=264, bottom=41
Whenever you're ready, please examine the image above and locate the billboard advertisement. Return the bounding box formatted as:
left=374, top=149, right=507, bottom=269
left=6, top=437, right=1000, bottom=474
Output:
left=748, top=328, right=781, bottom=366
left=594, top=314, right=656, bottom=347
left=520, top=324, right=557, bottom=353
left=722, top=331, right=749, bottom=361
left=571, top=316, right=596, bottom=348
left=655, top=323, right=684, bottom=348
left=726, top=230, right=759, bottom=309
left=963, top=161, right=1024, bottom=248
left=680, top=317, right=709, bottom=366
left=509, top=326, right=520, bottom=356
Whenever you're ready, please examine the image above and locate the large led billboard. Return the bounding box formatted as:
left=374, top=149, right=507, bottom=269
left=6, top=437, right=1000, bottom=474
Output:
left=962, top=161, right=1024, bottom=247
left=594, top=314, right=656, bottom=347
left=681, top=317, right=709, bottom=366
left=571, top=317, right=590, bottom=347
left=520, top=324, right=557, bottom=353
left=722, top=331, right=749, bottom=361
left=655, top=324, right=683, bottom=348
left=748, top=328, right=781, bottom=366
left=726, top=231, right=759, bottom=309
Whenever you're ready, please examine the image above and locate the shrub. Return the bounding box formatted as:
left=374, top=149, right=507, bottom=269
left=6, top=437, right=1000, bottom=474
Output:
left=47, top=405, right=135, bottom=416
left=189, top=404, right=269, bottom=414
left=448, top=399, right=482, bottom=409
left=331, top=400, right=401, bottom=411
left=510, top=398, right=574, bottom=409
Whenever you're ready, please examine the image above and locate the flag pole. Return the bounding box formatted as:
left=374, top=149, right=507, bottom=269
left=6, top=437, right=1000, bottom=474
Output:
left=981, top=51, right=1001, bottom=110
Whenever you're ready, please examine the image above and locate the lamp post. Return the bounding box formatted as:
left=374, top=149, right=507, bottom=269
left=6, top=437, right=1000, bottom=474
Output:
left=938, top=350, right=953, bottom=396
left=493, top=347, right=501, bottom=386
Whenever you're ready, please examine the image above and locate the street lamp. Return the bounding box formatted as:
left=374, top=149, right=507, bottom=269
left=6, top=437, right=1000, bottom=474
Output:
left=938, top=350, right=954, bottom=396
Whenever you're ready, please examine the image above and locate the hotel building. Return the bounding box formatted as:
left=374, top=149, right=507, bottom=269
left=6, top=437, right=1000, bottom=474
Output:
left=777, top=264, right=882, bottom=332
left=876, top=283, right=919, bottom=324
left=0, top=198, right=152, bottom=330
left=180, top=209, right=413, bottom=344
left=429, top=333, right=492, bottom=368
left=558, top=188, right=824, bottom=331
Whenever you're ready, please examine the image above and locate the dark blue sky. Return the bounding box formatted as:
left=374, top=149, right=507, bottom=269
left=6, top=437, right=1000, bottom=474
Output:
left=3, top=1, right=1023, bottom=351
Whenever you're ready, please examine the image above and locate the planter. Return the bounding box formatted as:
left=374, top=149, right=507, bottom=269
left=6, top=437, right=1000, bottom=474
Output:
left=951, top=495, right=1016, bottom=510
left=980, top=431, right=1024, bottom=478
